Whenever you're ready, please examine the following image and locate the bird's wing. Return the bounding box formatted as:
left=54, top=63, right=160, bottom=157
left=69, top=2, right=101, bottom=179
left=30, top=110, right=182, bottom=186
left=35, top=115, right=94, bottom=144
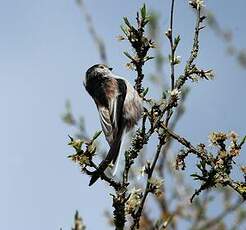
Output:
left=96, top=77, right=124, bottom=145
left=97, top=105, right=114, bottom=146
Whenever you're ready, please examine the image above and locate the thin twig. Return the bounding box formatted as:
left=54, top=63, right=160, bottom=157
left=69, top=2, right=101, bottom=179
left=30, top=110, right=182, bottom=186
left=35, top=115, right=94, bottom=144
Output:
left=169, top=0, right=176, bottom=90
left=130, top=140, right=164, bottom=229
left=161, top=124, right=246, bottom=200
left=161, top=124, right=215, bottom=166
left=165, top=0, right=176, bottom=126
left=175, top=7, right=204, bottom=89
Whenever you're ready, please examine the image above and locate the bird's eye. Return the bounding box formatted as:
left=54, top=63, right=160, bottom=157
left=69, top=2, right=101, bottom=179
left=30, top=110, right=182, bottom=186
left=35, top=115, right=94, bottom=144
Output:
left=100, top=66, right=104, bottom=69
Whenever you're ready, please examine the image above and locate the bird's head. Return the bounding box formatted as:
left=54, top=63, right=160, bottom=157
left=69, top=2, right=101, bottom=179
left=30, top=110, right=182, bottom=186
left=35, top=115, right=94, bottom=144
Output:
left=86, top=64, right=113, bottom=79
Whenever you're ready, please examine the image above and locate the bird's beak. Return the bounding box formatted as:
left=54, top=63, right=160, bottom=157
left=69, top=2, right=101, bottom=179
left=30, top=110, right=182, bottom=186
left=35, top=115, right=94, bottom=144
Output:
left=109, top=67, right=113, bottom=71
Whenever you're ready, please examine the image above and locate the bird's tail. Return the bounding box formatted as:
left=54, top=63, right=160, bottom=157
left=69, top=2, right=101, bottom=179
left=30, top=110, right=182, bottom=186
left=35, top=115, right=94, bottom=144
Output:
left=89, top=128, right=124, bottom=186
left=112, top=129, right=126, bottom=176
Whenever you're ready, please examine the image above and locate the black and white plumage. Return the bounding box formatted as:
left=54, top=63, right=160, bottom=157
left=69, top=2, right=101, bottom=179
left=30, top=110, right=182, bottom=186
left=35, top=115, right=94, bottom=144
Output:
left=84, top=64, right=142, bottom=186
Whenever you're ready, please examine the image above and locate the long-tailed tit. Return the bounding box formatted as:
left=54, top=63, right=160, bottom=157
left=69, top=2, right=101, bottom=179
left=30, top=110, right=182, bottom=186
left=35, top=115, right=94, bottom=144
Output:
left=84, top=64, right=143, bottom=186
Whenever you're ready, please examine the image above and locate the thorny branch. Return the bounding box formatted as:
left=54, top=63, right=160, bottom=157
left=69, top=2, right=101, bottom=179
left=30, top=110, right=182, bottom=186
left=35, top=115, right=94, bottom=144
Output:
left=120, top=4, right=155, bottom=94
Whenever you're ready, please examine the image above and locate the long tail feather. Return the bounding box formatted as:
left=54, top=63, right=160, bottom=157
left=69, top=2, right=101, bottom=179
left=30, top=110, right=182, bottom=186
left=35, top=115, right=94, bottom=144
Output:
left=89, top=129, right=123, bottom=186
left=112, top=130, right=126, bottom=176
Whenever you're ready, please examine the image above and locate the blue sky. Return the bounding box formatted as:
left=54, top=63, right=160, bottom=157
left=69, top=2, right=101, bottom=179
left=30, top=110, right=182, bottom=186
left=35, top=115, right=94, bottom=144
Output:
left=1, top=0, right=246, bottom=229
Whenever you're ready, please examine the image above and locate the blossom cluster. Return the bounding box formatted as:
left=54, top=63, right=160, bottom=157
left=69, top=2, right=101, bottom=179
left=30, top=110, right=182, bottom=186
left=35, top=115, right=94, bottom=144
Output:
left=125, top=188, right=142, bottom=215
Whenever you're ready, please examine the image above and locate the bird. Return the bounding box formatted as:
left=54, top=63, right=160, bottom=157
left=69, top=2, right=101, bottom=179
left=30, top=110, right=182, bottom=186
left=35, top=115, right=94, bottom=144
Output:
left=84, top=64, right=143, bottom=186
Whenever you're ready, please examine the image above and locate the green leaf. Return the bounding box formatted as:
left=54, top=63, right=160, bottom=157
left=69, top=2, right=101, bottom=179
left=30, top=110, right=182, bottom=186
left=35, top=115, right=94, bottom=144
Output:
left=190, top=174, right=205, bottom=181
left=123, top=52, right=135, bottom=61
left=173, top=56, right=181, bottom=65
left=68, top=138, right=84, bottom=152
left=67, top=154, right=76, bottom=159
left=141, top=4, right=147, bottom=19
left=174, top=35, right=181, bottom=50
left=143, top=17, right=150, bottom=26
left=123, top=17, right=131, bottom=28
left=144, top=56, right=154, bottom=62
left=197, top=163, right=203, bottom=172
left=168, top=54, right=172, bottom=63
left=142, top=87, right=149, bottom=97
left=120, top=25, right=128, bottom=36
left=174, top=35, right=180, bottom=46
left=239, top=135, right=246, bottom=148
left=92, top=130, right=102, bottom=141
left=88, top=143, right=96, bottom=154
left=68, top=135, right=74, bottom=142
